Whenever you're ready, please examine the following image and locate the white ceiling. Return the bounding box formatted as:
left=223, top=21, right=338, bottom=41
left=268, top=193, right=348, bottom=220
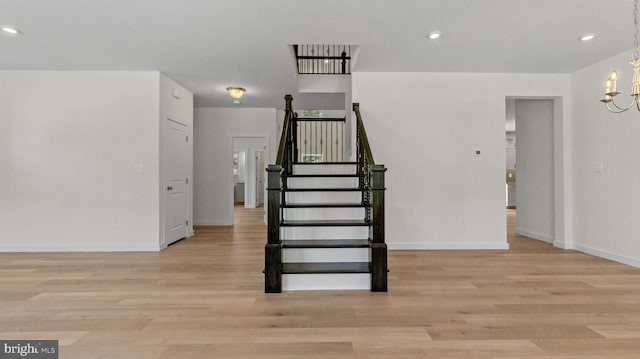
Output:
left=0, top=0, right=634, bottom=109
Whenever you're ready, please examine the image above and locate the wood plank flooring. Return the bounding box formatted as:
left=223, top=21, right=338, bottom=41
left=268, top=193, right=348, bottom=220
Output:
left=1, top=208, right=640, bottom=358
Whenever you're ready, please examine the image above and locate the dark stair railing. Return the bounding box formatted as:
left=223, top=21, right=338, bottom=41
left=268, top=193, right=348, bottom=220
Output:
left=265, top=95, right=387, bottom=293
left=265, top=95, right=294, bottom=293
left=354, top=102, right=387, bottom=292
left=293, top=116, right=345, bottom=163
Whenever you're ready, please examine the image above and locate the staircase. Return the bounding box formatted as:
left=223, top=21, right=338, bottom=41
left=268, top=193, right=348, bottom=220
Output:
left=265, top=95, right=387, bottom=292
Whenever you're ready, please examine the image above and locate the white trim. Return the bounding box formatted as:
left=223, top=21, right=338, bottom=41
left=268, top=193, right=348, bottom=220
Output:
left=388, top=242, right=509, bottom=250
left=0, top=244, right=160, bottom=252
left=515, top=228, right=554, bottom=243
left=574, top=244, right=640, bottom=268
left=553, top=240, right=570, bottom=249
left=194, top=220, right=233, bottom=226
left=505, top=95, right=572, bottom=249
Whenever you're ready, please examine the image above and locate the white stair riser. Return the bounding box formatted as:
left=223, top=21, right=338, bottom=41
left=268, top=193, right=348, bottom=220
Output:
left=288, top=177, right=359, bottom=189
left=283, top=248, right=369, bottom=263
left=293, top=164, right=357, bottom=175
left=283, top=207, right=365, bottom=221
left=283, top=273, right=370, bottom=291
left=286, top=191, right=361, bottom=204
left=281, top=226, right=369, bottom=240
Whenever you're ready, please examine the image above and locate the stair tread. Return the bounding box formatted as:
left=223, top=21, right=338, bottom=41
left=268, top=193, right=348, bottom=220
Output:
left=283, top=203, right=366, bottom=208
left=281, top=219, right=369, bottom=226
left=283, top=262, right=370, bottom=274
left=285, top=188, right=361, bottom=192
left=282, top=239, right=370, bottom=248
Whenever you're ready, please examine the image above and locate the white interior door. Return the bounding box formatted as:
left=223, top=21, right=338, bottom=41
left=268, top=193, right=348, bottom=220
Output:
left=164, top=119, right=188, bottom=245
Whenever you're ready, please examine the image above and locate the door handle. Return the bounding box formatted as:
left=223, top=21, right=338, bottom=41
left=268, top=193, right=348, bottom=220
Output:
left=167, top=186, right=173, bottom=191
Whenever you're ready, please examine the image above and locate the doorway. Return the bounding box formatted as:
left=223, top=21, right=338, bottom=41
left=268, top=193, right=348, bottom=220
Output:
left=505, top=98, right=556, bottom=245
left=229, top=135, right=269, bottom=225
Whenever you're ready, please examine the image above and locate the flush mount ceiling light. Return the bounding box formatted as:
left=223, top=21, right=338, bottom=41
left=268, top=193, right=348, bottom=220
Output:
left=601, top=0, right=640, bottom=112
left=580, top=33, right=595, bottom=42
left=427, top=31, right=441, bottom=40
left=226, top=87, right=246, bottom=99
left=1, top=26, right=20, bottom=35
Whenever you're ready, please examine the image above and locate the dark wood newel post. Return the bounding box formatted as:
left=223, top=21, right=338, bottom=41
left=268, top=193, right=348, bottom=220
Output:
left=370, top=164, right=387, bottom=292
left=265, top=164, right=283, bottom=293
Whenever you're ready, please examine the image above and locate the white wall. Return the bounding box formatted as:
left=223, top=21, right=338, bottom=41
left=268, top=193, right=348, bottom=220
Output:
left=0, top=71, right=162, bottom=251
left=571, top=49, right=640, bottom=266
left=159, top=74, right=194, bottom=247
left=194, top=108, right=277, bottom=225
left=515, top=100, right=555, bottom=243
left=352, top=72, right=571, bottom=249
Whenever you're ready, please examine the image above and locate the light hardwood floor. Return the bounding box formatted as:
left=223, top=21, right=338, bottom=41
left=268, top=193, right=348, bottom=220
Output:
left=2, top=208, right=640, bottom=358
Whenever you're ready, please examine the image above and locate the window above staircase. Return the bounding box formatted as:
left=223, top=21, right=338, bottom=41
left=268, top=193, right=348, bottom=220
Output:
left=294, top=44, right=352, bottom=75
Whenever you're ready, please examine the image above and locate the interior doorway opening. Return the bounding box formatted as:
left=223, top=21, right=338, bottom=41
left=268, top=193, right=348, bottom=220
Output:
left=229, top=135, right=269, bottom=225
left=505, top=98, right=556, bottom=247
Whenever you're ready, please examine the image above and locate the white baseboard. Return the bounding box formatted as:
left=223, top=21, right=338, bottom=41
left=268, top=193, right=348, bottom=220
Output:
left=0, top=243, right=160, bottom=252
left=553, top=240, right=571, bottom=249
left=388, top=242, right=509, bottom=250
left=515, top=228, right=554, bottom=243
left=194, top=220, right=232, bottom=226
left=573, top=243, right=640, bottom=268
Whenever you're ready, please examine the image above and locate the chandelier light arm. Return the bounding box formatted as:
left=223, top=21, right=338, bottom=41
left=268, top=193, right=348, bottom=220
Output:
left=607, top=101, right=634, bottom=113
left=610, top=96, right=638, bottom=111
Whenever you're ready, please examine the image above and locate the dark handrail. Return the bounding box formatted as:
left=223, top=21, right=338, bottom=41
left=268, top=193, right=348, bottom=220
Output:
left=276, top=94, right=294, bottom=165
left=353, top=103, right=375, bottom=165
left=266, top=94, right=294, bottom=293
left=352, top=102, right=387, bottom=291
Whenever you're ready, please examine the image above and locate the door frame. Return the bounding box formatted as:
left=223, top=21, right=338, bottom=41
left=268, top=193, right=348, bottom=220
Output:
left=161, top=117, right=193, bottom=249
left=253, top=149, right=266, bottom=208
left=227, top=133, right=270, bottom=225
left=504, top=96, right=571, bottom=249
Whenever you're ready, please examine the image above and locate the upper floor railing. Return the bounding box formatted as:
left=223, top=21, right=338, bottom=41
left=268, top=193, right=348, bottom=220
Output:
left=293, top=117, right=345, bottom=163
left=294, top=44, right=352, bottom=75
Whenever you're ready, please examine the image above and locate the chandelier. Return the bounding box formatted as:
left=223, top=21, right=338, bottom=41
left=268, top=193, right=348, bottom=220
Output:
left=601, top=0, right=640, bottom=112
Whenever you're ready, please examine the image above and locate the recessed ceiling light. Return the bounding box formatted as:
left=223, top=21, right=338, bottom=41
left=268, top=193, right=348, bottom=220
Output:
left=580, top=33, right=595, bottom=42
left=1, top=26, right=20, bottom=35
left=428, top=31, right=441, bottom=40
